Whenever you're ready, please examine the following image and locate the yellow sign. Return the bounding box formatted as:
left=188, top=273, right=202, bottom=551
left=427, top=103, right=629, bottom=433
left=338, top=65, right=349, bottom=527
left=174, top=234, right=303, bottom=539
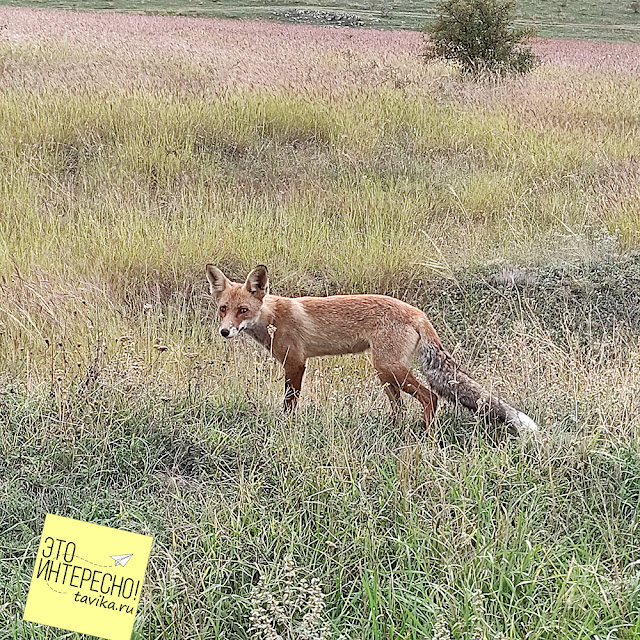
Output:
left=23, top=514, right=153, bottom=640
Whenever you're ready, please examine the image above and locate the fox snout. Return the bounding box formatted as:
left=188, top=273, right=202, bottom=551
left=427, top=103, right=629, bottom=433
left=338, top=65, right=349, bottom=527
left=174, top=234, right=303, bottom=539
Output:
left=219, top=326, right=240, bottom=339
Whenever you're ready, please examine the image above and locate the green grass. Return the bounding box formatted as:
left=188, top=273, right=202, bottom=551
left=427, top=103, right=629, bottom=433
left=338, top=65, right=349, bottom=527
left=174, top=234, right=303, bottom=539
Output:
left=1, top=14, right=640, bottom=640
left=2, top=0, right=640, bottom=41
left=3, top=256, right=640, bottom=639
left=2, top=85, right=639, bottom=290
left=2, top=382, right=640, bottom=639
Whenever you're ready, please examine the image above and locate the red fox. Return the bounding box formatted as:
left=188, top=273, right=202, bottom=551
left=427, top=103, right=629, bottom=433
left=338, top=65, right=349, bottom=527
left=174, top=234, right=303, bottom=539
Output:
left=206, top=265, right=538, bottom=434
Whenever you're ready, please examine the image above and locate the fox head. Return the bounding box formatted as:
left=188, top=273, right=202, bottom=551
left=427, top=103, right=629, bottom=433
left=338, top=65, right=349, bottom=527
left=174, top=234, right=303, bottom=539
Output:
left=206, top=264, right=269, bottom=338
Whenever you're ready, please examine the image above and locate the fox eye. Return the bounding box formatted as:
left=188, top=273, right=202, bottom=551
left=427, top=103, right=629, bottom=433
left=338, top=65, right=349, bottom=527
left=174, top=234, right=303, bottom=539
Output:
left=238, top=307, right=248, bottom=315
left=219, top=306, right=227, bottom=315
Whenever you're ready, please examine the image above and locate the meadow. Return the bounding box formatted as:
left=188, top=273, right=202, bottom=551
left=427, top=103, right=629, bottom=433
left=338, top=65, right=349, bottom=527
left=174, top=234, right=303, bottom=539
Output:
left=1, top=7, right=640, bottom=639
left=1, top=0, right=640, bottom=41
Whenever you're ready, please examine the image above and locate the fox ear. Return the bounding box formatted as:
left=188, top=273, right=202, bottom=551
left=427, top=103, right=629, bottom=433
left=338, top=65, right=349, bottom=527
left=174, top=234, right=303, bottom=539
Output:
left=244, top=265, right=269, bottom=299
left=206, top=264, right=230, bottom=299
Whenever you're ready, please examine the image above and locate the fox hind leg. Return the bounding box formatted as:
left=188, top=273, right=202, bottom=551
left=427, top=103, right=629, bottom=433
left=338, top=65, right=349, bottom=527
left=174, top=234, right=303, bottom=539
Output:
left=377, top=374, right=404, bottom=424
left=374, top=358, right=438, bottom=427
left=394, top=367, right=438, bottom=427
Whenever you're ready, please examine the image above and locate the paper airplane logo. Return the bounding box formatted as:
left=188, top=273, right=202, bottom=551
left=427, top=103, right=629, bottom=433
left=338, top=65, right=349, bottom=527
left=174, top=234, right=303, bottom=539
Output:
left=110, top=554, right=133, bottom=567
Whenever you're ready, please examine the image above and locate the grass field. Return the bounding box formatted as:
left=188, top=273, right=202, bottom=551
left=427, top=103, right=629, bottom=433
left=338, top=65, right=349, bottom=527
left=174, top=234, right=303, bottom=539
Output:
left=1, top=0, right=640, bottom=41
left=1, top=7, right=640, bottom=640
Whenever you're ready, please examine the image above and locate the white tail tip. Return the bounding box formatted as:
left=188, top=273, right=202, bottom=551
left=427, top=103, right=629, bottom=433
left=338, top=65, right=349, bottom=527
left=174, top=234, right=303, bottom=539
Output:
left=515, top=411, right=539, bottom=433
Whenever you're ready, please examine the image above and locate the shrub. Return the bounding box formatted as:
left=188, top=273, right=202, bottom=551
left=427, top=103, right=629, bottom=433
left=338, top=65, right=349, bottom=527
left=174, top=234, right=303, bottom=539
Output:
left=425, top=0, right=537, bottom=77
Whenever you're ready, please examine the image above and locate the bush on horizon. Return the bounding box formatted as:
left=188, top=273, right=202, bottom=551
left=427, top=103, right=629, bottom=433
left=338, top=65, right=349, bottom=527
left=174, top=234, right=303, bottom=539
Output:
left=425, top=0, right=538, bottom=77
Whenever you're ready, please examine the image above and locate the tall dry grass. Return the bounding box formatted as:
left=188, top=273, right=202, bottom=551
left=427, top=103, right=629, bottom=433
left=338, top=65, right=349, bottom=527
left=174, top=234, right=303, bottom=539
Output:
left=1, top=10, right=640, bottom=640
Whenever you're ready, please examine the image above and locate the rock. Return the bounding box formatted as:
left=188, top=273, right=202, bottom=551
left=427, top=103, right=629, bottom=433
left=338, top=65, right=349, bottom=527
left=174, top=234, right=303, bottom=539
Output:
left=275, top=9, right=366, bottom=28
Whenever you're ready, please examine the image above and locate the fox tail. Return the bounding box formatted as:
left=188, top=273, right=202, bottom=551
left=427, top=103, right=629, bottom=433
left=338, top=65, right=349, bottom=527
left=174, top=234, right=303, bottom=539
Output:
left=418, top=341, right=538, bottom=435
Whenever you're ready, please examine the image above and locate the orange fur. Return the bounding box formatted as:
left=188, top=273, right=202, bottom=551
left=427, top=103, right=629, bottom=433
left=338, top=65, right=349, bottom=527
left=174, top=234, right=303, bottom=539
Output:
left=206, top=265, right=537, bottom=434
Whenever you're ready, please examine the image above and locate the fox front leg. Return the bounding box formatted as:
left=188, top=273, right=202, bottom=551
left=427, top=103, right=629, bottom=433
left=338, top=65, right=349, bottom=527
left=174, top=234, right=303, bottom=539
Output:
left=283, top=359, right=306, bottom=413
